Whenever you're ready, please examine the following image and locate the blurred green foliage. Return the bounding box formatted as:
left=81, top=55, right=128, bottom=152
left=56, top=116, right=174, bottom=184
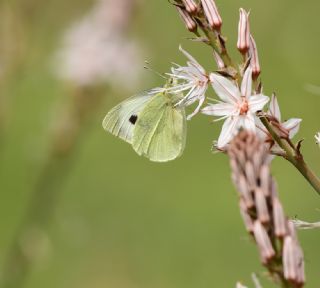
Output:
left=0, top=0, right=319, bottom=287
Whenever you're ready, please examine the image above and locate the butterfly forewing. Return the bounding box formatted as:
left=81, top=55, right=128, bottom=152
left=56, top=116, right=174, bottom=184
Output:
left=102, top=93, right=151, bottom=143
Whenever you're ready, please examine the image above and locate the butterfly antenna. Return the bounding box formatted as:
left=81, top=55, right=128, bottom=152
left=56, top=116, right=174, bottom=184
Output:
left=144, top=61, right=167, bottom=80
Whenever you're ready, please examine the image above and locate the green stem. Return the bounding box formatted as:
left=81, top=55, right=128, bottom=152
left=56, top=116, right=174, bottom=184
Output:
left=259, top=113, right=320, bottom=196
left=200, top=27, right=233, bottom=67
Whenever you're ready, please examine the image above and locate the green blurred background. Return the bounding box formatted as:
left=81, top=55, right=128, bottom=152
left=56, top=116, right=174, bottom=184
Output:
left=0, top=0, right=319, bottom=287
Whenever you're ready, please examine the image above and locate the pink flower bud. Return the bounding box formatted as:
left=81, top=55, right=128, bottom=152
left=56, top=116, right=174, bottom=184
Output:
left=213, top=50, right=225, bottom=69
left=249, top=35, right=261, bottom=78
left=200, top=0, right=222, bottom=30
left=253, top=221, right=275, bottom=263
left=283, top=236, right=297, bottom=282
left=176, top=6, right=197, bottom=32
left=255, top=188, right=270, bottom=224
left=272, top=197, right=287, bottom=238
left=237, top=8, right=250, bottom=54
left=182, top=0, right=198, bottom=14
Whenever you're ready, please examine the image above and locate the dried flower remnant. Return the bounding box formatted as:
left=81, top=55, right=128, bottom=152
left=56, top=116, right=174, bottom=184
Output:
left=202, top=67, right=269, bottom=148
left=200, top=0, right=222, bottom=30
left=168, top=46, right=209, bottom=120
left=55, top=0, right=142, bottom=89
left=292, top=218, right=320, bottom=230
left=237, top=8, right=250, bottom=54
left=228, top=131, right=305, bottom=287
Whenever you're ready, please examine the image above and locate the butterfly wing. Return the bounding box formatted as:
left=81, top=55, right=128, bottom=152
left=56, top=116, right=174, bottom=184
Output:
left=102, top=93, right=151, bottom=144
left=132, top=93, right=187, bottom=162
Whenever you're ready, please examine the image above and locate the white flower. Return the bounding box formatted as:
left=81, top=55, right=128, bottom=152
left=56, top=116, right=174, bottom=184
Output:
left=257, top=95, right=302, bottom=150
left=167, top=46, right=209, bottom=120
left=202, top=67, right=269, bottom=148
left=315, top=132, right=320, bottom=146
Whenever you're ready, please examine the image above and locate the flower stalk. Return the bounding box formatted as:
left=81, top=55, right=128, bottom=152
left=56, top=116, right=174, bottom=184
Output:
left=228, top=131, right=305, bottom=287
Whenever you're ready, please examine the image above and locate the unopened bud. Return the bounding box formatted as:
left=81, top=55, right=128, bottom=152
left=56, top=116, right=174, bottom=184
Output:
left=213, top=50, right=225, bottom=69
left=253, top=221, right=275, bottom=264
left=273, top=197, right=287, bottom=238
left=176, top=6, right=197, bottom=32
left=200, top=0, right=222, bottom=30
left=237, top=8, right=250, bottom=54
left=283, top=236, right=305, bottom=285
left=182, top=0, right=198, bottom=14
left=255, top=188, right=270, bottom=224
left=249, top=35, right=261, bottom=78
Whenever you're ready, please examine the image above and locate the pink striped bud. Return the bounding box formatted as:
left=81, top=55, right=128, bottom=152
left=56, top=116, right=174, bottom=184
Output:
left=182, top=0, right=198, bottom=14
left=238, top=174, right=254, bottom=209
left=176, top=6, right=197, bottom=32
left=237, top=8, right=250, bottom=54
left=249, top=35, right=261, bottom=78
left=213, top=50, right=225, bottom=69
left=253, top=221, right=275, bottom=263
left=283, top=237, right=297, bottom=282
left=200, top=0, right=222, bottom=30
left=272, top=197, right=287, bottom=238
left=255, top=188, right=270, bottom=224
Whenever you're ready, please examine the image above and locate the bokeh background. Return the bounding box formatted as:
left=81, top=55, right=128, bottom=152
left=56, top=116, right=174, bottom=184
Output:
left=0, top=0, right=319, bottom=287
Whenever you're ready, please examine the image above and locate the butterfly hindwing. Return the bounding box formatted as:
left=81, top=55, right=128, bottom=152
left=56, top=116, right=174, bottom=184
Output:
left=132, top=92, right=187, bottom=162
left=102, top=93, right=151, bottom=143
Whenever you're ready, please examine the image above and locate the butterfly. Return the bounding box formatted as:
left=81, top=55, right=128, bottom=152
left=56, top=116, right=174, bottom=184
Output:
left=102, top=78, right=187, bottom=162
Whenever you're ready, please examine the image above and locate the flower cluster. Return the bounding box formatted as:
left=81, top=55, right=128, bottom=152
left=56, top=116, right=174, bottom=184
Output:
left=163, top=0, right=302, bottom=152
left=55, top=0, right=142, bottom=89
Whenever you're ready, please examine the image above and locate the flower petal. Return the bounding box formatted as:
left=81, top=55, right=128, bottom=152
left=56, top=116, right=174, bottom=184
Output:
left=217, top=117, right=240, bottom=148
left=202, top=102, right=237, bottom=116
left=209, top=73, right=241, bottom=104
left=248, top=94, right=269, bottom=112
left=187, top=94, right=206, bottom=120
left=179, top=45, right=206, bottom=75
left=241, top=67, right=252, bottom=98
left=269, top=94, right=281, bottom=120
left=282, top=118, right=302, bottom=138
left=241, top=113, right=256, bottom=132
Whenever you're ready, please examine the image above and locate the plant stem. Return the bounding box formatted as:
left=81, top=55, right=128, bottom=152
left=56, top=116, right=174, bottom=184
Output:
left=259, top=113, right=320, bottom=196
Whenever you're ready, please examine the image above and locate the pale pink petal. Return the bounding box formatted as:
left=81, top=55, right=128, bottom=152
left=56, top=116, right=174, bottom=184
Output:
left=282, top=118, right=302, bottom=138
left=241, top=113, right=256, bottom=132
left=202, top=102, right=237, bottom=116
left=217, top=117, right=240, bottom=148
left=269, top=94, right=281, bottom=120
left=248, top=94, right=269, bottom=112
left=209, top=73, right=241, bottom=104
left=187, top=94, right=206, bottom=120
left=241, top=67, right=252, bottom=98
left=179, top=45, right=206, bottom=75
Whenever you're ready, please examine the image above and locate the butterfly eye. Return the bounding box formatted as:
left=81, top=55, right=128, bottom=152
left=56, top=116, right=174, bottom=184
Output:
left=129, top=115, right=138, bottom=124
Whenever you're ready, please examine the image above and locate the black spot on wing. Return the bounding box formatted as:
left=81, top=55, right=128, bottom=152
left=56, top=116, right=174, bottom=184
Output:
left=129, top=115, right=138, bottom=125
